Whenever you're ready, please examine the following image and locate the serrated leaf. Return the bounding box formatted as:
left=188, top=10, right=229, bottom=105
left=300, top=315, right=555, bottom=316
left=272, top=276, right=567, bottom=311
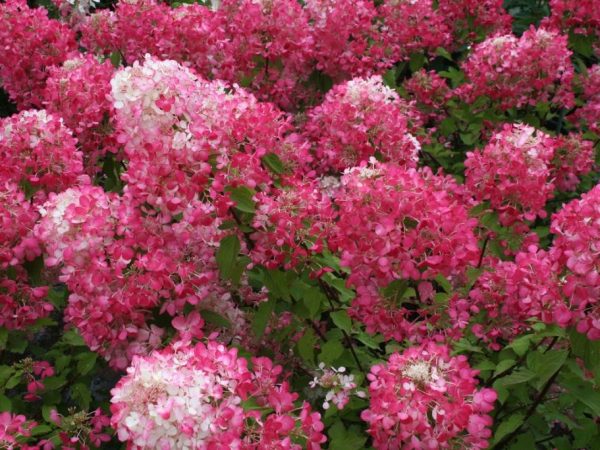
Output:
left=0, top=328, right=7, bottom=351
left=491, top=413, right=524, bottom=446
left=200, top=310, right=231, bottom=329
left=301, top=288, right=323, bottom=319
left=496, top=369, right=536, bottom=387
left=76, top=353, right=97, bottom=376
left=508, top=335, right=532, bottom=357
left=527, top=350, right=567, bottom=390
left=251, top=299, right=275, bottom=337
left=31, top=424, right=52, bottom=436
left=216, top=235, right=241, bottom=282
left=297, top=329, right=317, bottom=365
left=320, top=339, right=344, bottom=365
left=261, top=153, right=285, bottom=175
left=230, top=187, right=256, bottom=213
left=0, top=394, right=11, bottom=411
left=71, top=383, right=91, bottom=410
left=62, top=329, right=86, bottom=347
left=436, top=47, right=453, bottom=61
left=494, top=359, right=516, bottom=377
left=330, top=310, right=352, bottom=333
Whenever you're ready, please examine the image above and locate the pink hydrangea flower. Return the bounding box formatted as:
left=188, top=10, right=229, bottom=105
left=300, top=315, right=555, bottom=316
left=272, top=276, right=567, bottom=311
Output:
left=362, top=341, right=496, bottom=449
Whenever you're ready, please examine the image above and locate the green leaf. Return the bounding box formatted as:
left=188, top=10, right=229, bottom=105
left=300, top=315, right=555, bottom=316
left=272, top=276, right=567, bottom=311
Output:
left=496, top=369, right=536, bottom=387
left=382, top=68, right=397, bottom=88
left=330, top=310, right=352, bottom=333
left=76, top=353, right=97, bottom=376
left=328, top=421, right=368, bottom=450
left=320, top=339, right=344, bottom=365
left=216, top=235, right=241, bottom=282
left=109, top=51, right=122, bottom=68
left=61, top=329, right=86, bottom=347
left=494, top=359, right=516, bottom=377
left=42, top=405, right=55, bottom=423
left=527, top=350, right=567, bottom=390
left=0, top=395, right=11, bottom=411
left=436, top=47, right=453, bottom=61
left=409, top=53, right=426, bottom=72
left=230, top=187, right=256, bottom=213
left=297, top=329, right=317, bottom=365
left=300, top=287, right=323, bottom=319
left=200, top=310, right=231, bottom=329
left=43, top=376, right=67, bottom=390
left=5, top=371, right=23, bottom=389
left=261, top=153, right=285, bottom=175
left=491, top=413, right=524, bottom=447
left=71, top=383, right=91, bottom=410
left=508, top=335, right=532, bottom=357
left=31, top=424, right=52, bottom=436
left=0, top=328, right=7, bottom=351
left=252, top=299, right=275, bottom=337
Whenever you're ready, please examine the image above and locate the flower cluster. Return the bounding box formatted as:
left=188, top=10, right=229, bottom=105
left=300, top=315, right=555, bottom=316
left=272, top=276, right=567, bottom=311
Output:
left=0, top=0, right=77, bottom=109
left=330, top=162, right=479, bottom=340
left=0, top=412, right=35, bottom=449
left=309, top=364, right=365, bottom=410
left=465, top=124, right=556, bottom=225
left=110, top=341, right=326, bottom=449
left=468, top=248, right=567, bottom=348
left=550, top=185, right=600, bottom=340
left=437, top=0, right=512, bottom=45
left=362, top=342, right=497, bottom=449
left=0, top=270, right=51, bottom=331
left=303, top=76, right=421, bottom=174
left=571, top=65, right=600, bottom=134
left=0, top=110, right=85, bottom=199
left=251, top=177, right=335, bottom=269
left=461, top=27, right=574, bottom=110
left=305, top=0, right=386, bottom=80
left=43, top=55, right=118, bottom=171
left=0, top=183, right=40, bottom=268
left=402, top=69, right=451, bottom=124
left=550, top=133, right=595, bottom=191
left=542, top=0, right=600, bottom=38
left=378, top=0, right=451, bottom=63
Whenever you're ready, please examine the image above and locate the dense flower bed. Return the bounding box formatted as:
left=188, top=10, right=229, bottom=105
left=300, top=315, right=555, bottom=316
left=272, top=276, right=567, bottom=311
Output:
left=0, top=0, right=599, bottom=448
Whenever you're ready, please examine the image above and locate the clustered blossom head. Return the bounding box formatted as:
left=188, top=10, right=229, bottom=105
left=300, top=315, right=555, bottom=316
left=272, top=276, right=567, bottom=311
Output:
left=402, top=70, right=451, bottom=124
left=111, top=341, right=326, bottom=449
left=112, top=55, right=292, bottom=217
left=0, top=0, right=76, bottom=109
left=465, top=124, right=556, bottom=225
left=377, top=0, right=451, bottom=62
left=550, top=184, right=600, bottom=340
left=571, top=65, right=600, bottom=134
left=461, top=27, right=574, bottom=110
left=542, top=0, right=600, bottom=38
left=251, top=177, right=335, bottom=269
left=437, top=0, right=512, bottom=45
left=215, top=0, right=314, bottom=110
left=0, top=182, right=40, bottom=268
left=362, top=342, right=497, bottom=449
left=36, top=184, right=231, bottom=368
left=0, top=110, right=85, bottom=199
left=303, top=76, right=421, bottom=174
left=330, top=163, right=479, bottom=340
left=305, top=0, right=388, bottom=80
left=43, top=55, right=118, bottom=171
left=550, top=133, right=595, bottom=191
left=467, top=248, right=568, bottom=349
left=0, top=268, right=51, bottom=331
left=0, top=412, right=35, bottom=449
left=309, top=363, right=365, bottom=410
